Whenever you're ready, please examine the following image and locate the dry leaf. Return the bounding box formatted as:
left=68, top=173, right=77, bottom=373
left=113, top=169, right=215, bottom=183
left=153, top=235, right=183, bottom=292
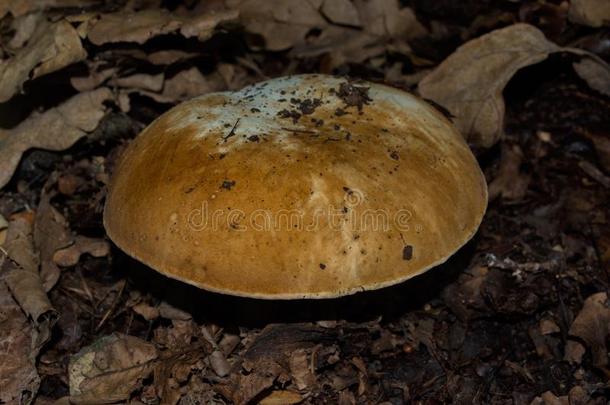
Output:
left=0, top=213, right=54, bottom=404
left=488, top=144, right=531, bottom=201
left=0, top=88, right=112, bottom=190
left=35, top=191, right=72, bottom=291
left=111, top=73, right=165, bottom=92
left=209, top=349, right=231, bottom=377
left=86, top=8, right=238, bottom=45
left=573, top=58, right=610, bottom=97
left=259, top=390, right=303, bottom=405
left=0, top=20, right=86, bottom=102
left=419, top=23, right=610, bottom=147
left=0, top=0, right=100, bottom=19
left=0, top=214, right=7, bottom=246
left=7, top=12, right=44, bottom=49
left=70, top=64, right=118, bottom=92
left=321, top=0, right=361, bottom=26
left=229, top=0, right=326, bottom=51
left=133, top=68, right=225, bottom=103
left=3, top=212, right=57, bottom=330
left=568, top=0, right=610, bottom=28
left=68, top=333, right=158, bottom=402
left=568, top=292, right=610, bottom=367
left=52, top=235, right=110, bottom=267
left=419, top=24, right=559, bottom=147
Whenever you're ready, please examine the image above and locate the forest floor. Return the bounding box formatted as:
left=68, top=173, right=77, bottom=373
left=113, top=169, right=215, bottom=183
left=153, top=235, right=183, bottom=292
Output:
left=0, top=0, right=609, bottom=404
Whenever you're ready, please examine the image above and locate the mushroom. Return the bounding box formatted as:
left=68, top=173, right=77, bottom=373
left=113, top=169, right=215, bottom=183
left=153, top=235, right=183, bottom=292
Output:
left=104, top=74, right=487, bottom=299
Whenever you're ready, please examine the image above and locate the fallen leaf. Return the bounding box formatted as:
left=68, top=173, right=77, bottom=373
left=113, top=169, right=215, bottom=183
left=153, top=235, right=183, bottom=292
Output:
left=321, top=0, right=360, bottom=26
left=0, top=87, right=113, bottom=190
left=209, top=349, right=231, bottom=377
left=568, top=292, right=610, bottom=367
left=34, top=191, right=72, bottom=291
left=419, top=24, right=559, bottom=147
left=0, top=214, right=7, bottom=246
left=0, top=213, right=54, bottom=404
left=134, top=68, right=225, bottom=103
left=419, top=23, right=610, bottom=147
left=573, top=58, right=610, bottom=97
left=86, top=8, right=238, bottom=45
left=0, top=0, right=100, bottom=19
left=259, top=390, right=303, bottom=405
left=110, top=73, right=165, bottom=92
left=568, top=0, right=610, bottom=28
left=68, top=333, right=158, bottom=402
left=0, top=20, right=86, bottom=102
left=7, top=12, right=44, bottom=49
left=70, top=63, right=118, bottom=92
left=488, top=144, right=531, bottom=201
left=52, top=235, right=110, bottom=267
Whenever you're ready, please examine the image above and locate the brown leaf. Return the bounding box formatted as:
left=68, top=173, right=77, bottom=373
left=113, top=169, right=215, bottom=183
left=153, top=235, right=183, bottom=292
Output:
left=419, top=24, right=559, bottom=147
left=573, top=58, right=610, bottom=97
left=0, top=213, right=53, bottom=404
left=568, top=0, right=610, bottom=28
left=568, top=292, right=610, bottom=367
left=419, top=23, right=610, bottom=147
left=0, top=88, right=113, bottom=189
left=7, top=13, right=44, bottom=49
left=110, top=73, right=165, bottom=92
left=259, top=390, right=303, bottom=405
left=488, top=144, right=531, bottom=201
left=86, top=8, right=237, bottom=46
left=34, top=191, right=72, bottom=291
left=0, top=0, right=100, bottom=19
left=52, top=235, right=110, bottom=267
left=133, top=68, right=226, bottom=103
left=0, top=20, right=86, bottom=102
left=68, top=333, right=158, bottom=402
left=321, top=0, right=361, bottom=26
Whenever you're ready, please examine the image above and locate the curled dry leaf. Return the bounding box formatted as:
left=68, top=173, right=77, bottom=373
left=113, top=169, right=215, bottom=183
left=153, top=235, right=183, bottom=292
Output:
left=419, top=24, right=559, bottom=147
left=568, top=0, right=610, bottom=28
left=567, top=292, right=610, bottom=367
left=0, top=20, right=86, bottom=102
left=3, top=212, right=57, bottom=332
left=86, top=8, right=238, bottom=45
left=35, top=191, right=72, bottom=291
left=0, top=87, right=113, bottom=190
left=68, top=333, right=158, bottom=402
left=52, top=235, right=110, bottom=267
left=419, top=23, right=610, bottom=147
left=0, top=213, right=55, bottom=404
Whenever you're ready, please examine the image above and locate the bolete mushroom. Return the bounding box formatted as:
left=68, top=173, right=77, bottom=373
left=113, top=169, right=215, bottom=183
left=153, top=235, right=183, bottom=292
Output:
left=104, top=74, right=487, bottom=299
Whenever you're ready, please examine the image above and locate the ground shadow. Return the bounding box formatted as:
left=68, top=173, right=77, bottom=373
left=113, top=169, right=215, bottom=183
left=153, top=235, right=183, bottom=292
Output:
left=117, top=238, right=478, bottom=328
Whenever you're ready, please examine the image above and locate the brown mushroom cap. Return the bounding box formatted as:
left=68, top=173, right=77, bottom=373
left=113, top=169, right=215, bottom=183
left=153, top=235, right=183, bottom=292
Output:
left=104, top=74, right=487, bottom=299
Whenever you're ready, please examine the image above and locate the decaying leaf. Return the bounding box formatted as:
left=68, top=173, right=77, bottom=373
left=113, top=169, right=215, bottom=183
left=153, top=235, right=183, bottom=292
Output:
left=7, top=13, right=44, bottom=49
left=0, top=214, right=7, bottom=246
left=567, top=292, right=610, bottom=367
left=86, top=8, right=238, bottom=45
left=68, top=333, right=158, bottom=402
left=0, top=213, right=57, bottom=404
left=34, top=191, right=72, bottom=291
left=0, top=0, right=100, bottom=19
left=568, top=0, right=610, bottom=28
left=419, top=23, right=610, bottom=147
left=52, top=235, right=110, bottom=267
left=0, top=20, right=86, bottom=102
left=0, top=88, right=113, bottom=190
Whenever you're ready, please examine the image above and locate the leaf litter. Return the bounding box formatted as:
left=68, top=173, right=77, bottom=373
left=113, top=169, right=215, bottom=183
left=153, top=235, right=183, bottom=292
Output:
left=0, top=1, right=610, bottom=404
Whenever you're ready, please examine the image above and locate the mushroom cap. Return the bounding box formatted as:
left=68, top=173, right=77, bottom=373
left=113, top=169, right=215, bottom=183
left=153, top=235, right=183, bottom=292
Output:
left=104, top=74, right=487, bottom=299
